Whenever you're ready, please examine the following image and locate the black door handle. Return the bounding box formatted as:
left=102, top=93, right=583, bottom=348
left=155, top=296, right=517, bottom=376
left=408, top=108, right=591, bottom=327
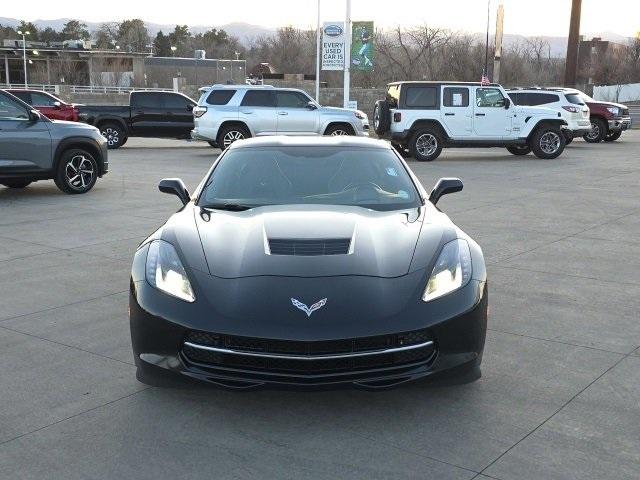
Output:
left=475, top=113, right=486, bottom=116
left=444, top=113, right=455, bottom=116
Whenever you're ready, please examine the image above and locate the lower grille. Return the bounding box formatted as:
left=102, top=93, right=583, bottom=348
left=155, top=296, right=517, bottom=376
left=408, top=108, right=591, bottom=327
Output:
left=182, top=328, right=436, bottom=374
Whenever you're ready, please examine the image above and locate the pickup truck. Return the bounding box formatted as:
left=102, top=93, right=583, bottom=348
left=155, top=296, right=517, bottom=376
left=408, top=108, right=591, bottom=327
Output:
left=551, top=88, right=632, bottom=142
left=79, top=91, right=196, bottom=149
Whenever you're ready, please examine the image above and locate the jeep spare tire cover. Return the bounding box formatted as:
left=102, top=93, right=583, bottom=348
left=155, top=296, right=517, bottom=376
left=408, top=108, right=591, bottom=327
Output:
left=373, top=100, right=391, bottom=135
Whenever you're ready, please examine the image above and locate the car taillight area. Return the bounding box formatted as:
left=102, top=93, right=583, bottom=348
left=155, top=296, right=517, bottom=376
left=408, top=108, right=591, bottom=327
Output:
left=562, top=105, right=580, bottom=113
left=193, top=106, right=208, bottom=118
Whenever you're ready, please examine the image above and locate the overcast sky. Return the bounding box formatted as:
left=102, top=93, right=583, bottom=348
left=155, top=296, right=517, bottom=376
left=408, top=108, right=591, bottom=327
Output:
left=6, top=0, right=640, bottom=37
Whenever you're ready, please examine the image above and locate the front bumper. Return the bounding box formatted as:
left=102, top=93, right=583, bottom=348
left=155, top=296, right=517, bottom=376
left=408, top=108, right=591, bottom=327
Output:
left=130, top=274, right=487, bottom=390
left=609, top=117, right=632, bottom=131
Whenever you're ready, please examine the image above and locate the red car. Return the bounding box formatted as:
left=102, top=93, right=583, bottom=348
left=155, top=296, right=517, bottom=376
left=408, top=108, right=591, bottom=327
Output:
left=5, top=89, right=80, bottom=122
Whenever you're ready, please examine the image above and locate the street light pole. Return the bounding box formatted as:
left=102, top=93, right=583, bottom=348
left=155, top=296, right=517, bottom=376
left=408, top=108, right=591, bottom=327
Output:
left=343, top=0, right=351, bottom=108
left=315, top=0, right=321, bottom=102
left=17, top=30, right=30, bottom=87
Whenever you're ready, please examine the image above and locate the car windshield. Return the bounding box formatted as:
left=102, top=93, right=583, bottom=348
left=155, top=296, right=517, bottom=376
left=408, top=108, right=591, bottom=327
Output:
left=198, top=146, right=422, bottom=211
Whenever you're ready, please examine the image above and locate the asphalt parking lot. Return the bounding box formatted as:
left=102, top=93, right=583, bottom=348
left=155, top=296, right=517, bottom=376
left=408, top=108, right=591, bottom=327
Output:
left=1, top=132, right=639, bottom=480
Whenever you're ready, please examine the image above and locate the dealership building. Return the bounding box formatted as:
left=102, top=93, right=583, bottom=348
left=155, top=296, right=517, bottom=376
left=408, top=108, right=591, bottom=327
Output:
left=1, top=39, right=246, bottom=88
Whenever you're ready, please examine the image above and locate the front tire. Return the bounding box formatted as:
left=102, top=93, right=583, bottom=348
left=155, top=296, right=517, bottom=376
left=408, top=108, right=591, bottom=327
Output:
left=409, top=129, right=442, bottom=161
left=324, top=124, right=355, bottom=136
left=506, top=145, right=532, bottom=156
left=604, top=130, right=622, bottom=142
left=54, top=149, right=99, bottom=194
left=218, top=125, right=251, bottom=150
left=583, top=118, right=606, bottom=143
left=99, top=123, right=126, bottom=149
left=1, top=179, right=32, bottom=189
left=530, top=127, right=565, bottom=159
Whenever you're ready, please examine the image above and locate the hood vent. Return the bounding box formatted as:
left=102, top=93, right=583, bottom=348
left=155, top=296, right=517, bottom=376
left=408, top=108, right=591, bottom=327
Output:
left=268, top=238, right=351, bottom=256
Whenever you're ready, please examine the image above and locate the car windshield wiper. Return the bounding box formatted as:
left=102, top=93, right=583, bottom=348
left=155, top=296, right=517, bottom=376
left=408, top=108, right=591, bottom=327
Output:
left=200, top=203, right=255, bottom=211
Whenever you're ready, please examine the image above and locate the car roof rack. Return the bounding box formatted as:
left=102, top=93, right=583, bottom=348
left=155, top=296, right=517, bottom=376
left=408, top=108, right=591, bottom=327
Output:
left=506, top=86, right=554, bottom=91
left=199, top=84, right=275, bottom=92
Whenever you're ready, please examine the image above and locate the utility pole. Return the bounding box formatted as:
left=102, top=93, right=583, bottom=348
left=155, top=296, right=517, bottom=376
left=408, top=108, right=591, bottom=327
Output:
left=564, top=0, right=582, bottom=87
left=493, top=3, right=504, bottom=83
left=343, top=0, right=351, bottom=108
left=484, top=0, right=490, bottom=77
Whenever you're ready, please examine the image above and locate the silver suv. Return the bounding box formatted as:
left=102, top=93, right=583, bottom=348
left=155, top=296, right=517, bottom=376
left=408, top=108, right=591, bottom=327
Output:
left=191, top=85, right=370, bottom=149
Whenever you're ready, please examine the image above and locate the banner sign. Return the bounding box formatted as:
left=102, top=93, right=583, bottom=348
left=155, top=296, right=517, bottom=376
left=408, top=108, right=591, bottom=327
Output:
left=351, top=21, right=374, bottom=71
left=322, top=22, right=345, bottom=70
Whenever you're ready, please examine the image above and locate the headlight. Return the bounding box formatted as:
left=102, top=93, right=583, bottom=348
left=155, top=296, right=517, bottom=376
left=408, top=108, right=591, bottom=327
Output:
left=354, top=110, right=367, bottom=120
left=145, top=240, right=195, bottom=302
left=422, top=239, right=472, bottom=302
left=607, top=107, right=619, bottom=115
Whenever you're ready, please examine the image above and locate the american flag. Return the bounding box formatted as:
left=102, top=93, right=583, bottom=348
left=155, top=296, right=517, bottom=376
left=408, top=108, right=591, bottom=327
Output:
left=480, top=71, right=491, bottom=86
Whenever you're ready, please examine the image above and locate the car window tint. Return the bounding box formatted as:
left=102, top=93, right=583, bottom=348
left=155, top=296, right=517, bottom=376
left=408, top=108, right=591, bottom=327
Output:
left=508, top=92, right=521, bottom=105
left=8, top=91, right=31, bottom=103
left=132, top=92, right=163, bottom=108
left=0, top=94, right=30, bottom=120
left=521, top=93, right=559, bottom=106
left=240, top=90, right=275, bottom=107
left=199, top=147, right=421, bottom=212
left=207, top=90, right=236, bottom=105
left=476, top=88, right=506, bottom=108
left=276, top=91, right=309, bottom=108
left=30, top=92, right=58, bottom=106
left=164, top=93, right=191, bottom=109
left=443, top=87, right=469, bottom=107
left=565, top=93, right=585, bottom=105
left=405, top=86, right=437, bottom=108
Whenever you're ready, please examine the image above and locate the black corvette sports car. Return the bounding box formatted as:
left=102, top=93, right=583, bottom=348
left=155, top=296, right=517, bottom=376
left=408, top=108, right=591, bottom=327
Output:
left=130, top=137, right=487, bottom=389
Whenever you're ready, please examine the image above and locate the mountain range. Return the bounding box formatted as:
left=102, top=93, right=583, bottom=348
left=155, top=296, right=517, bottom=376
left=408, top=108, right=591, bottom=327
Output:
left=0, top=17, right=632, bottom=55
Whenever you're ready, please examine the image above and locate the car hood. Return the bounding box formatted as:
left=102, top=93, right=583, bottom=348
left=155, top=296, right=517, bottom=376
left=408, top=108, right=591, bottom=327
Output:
left=49, top=119, right=99, bottom=132
left=191, top=204, right=439, bottom=279
left=591, top=100, right=628, bottom=109
left=319, top=106, right=366, bottom=118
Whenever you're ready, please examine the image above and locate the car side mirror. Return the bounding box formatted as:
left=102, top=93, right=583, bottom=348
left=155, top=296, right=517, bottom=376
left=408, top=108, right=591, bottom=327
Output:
left=187, top=104, right=194, bottom=111
left=159, top=178, right=190, bottom=205
left=306, top=101, right=318, bottom=110
left=503, top=97, right=511, bottom=109
left=28, top=109, right=41, bottom=122
left=53, top=101, right=62, bottom=109
left=429, top=178, right=463, bottom=205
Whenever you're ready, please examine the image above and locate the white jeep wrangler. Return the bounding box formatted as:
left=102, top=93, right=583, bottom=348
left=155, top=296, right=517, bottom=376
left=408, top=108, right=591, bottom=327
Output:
left=373, top=81, right=568, bottom=161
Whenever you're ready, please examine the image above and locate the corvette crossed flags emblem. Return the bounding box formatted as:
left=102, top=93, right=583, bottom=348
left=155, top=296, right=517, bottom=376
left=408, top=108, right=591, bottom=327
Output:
left=291, top=298, right=327, bottom=317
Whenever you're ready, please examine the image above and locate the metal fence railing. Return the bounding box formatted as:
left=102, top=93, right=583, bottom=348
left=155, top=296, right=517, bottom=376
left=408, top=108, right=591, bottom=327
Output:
left=3, top=84, right=175, bottom=94
left=68, top=85, right=174, bottom=95
left=4, top=84, right=58, bottom=92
